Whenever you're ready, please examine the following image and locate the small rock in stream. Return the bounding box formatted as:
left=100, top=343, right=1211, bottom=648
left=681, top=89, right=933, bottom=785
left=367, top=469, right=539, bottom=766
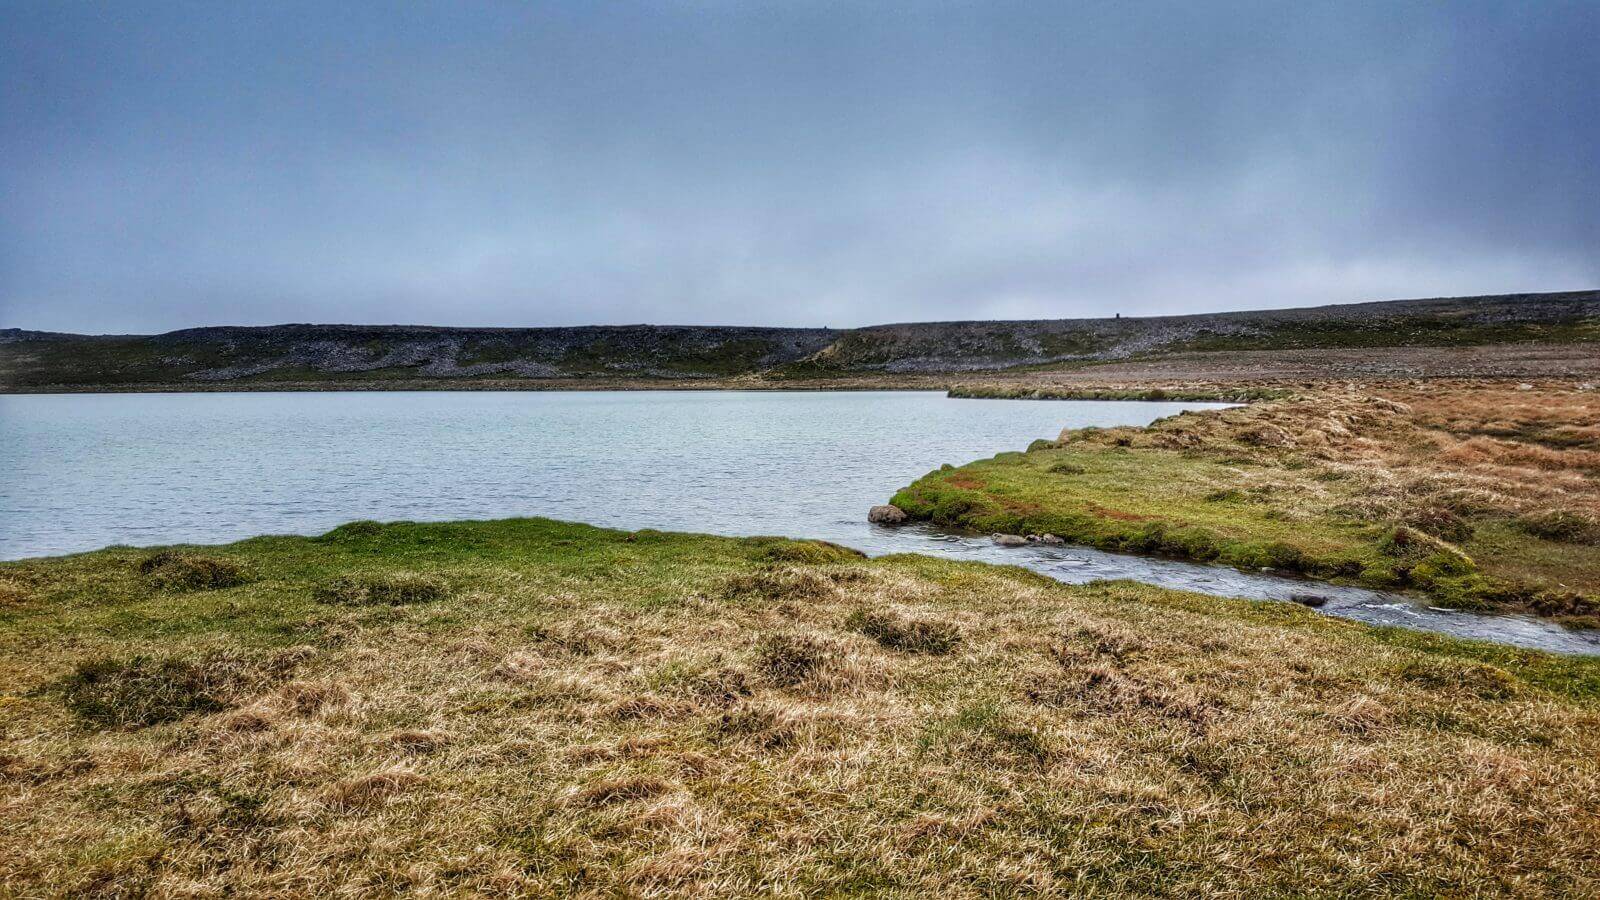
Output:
left=1289, top=593, right=1330, bottom=608
left=992, top=533, right=1028, bottom=547
left=868, top=505, right=908, bottom=525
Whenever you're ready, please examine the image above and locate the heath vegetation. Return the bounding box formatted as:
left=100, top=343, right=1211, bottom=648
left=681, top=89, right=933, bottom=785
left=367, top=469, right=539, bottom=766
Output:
left=3, top=518, right=1599, bottom=895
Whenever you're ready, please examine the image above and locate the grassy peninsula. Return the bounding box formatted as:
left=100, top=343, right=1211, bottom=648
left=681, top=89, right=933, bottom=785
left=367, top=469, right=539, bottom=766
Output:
left=892, top=381, right=1600, bottom=625
left=3, top=517, right=1600, bottom=896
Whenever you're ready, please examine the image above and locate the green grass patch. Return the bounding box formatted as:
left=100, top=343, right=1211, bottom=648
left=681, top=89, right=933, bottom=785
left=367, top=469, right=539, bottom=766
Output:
left=891, top=444, right=1385, bottom=580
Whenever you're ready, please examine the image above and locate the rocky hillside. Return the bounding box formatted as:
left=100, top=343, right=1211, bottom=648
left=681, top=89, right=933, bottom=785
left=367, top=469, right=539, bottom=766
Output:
left=788, top=290, right=1600, bottom=374
left=0, top=324, right=840, bottom=388
left=2, top=290, right=1596, bottom=389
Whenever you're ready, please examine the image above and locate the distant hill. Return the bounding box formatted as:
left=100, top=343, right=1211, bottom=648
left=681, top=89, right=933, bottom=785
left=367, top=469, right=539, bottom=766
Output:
left=2, top=290, right=1596, bottom=390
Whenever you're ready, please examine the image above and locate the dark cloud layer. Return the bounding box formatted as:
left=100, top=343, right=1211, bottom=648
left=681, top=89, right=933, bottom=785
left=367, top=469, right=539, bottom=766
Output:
left=3, top=2, right=1596, bottom=331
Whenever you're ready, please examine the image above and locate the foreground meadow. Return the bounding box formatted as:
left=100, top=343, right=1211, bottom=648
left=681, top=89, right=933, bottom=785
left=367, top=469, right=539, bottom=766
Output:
left=2, top=518, right=1599, bottom=896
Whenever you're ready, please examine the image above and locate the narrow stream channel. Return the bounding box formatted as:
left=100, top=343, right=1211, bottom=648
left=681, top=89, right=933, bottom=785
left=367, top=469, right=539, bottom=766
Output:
left=844, top=523, right=1600, bottom=656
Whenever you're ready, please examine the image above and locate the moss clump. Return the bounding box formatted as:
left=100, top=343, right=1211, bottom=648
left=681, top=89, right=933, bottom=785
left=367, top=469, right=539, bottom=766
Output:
left=846, top=608, right=962, bottom=654
left=313, top=571, right=449, bottom=606
left=1407, top=551, right=1476, bottom=583
left=138, top=551, right=252, bottom=591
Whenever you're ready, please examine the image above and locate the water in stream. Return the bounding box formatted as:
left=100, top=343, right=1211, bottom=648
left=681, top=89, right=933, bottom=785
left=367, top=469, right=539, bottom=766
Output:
left=2, top=390, right=1594, bottom=654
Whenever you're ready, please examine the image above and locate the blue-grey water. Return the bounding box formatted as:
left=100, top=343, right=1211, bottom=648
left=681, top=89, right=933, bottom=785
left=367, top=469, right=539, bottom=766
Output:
left=2, top=390, right=1595, bottom=654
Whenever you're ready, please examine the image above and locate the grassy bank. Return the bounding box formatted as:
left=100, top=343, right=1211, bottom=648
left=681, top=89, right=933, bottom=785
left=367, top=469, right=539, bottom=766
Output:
left=3, top=518, right=1600, bottom=895
left=892, top=382, right=1600, bottom=626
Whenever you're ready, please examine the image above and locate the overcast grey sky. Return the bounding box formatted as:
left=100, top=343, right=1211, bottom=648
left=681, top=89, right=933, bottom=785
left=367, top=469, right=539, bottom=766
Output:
left=2, top=2, right=1596, bottom=332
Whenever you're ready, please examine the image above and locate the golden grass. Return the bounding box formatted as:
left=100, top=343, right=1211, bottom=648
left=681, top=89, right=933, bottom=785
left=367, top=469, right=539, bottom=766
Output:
left=3, top=519, right=1600, bottom=895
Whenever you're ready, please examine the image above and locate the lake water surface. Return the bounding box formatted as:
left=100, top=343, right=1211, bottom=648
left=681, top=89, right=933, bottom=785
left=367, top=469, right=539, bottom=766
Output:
left=3, top=390, right=1595, bottom=654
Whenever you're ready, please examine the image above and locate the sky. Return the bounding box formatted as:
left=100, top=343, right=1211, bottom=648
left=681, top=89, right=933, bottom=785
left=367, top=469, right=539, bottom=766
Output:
left=2, top=2, right=1597, bottom=333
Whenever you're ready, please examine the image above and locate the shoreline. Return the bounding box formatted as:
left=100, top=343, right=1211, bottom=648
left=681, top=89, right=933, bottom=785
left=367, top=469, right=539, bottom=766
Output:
left=7, top=513, right=1597, bottom=655
left=0, top=376, right=950, bottom=395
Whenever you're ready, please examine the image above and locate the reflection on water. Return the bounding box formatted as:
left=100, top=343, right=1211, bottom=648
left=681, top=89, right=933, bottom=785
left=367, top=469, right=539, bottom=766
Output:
left=2, top=390, right=1594, bottom=654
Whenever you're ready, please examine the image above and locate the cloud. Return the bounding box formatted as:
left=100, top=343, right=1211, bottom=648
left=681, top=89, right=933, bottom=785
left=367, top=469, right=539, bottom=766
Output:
left=2, top=1, right=1596, bottom=331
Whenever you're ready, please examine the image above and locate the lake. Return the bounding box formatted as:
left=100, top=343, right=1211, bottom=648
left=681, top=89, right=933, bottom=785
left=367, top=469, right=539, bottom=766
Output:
left=2, top=390, right=1216, bottom=558
left=3, top=390, right=1596, bottom=653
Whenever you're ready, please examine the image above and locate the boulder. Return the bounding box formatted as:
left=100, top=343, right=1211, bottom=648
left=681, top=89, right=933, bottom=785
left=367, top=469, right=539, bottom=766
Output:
left=868, top=505, right=908, bottom=526
left=1037, top=533, right=1066, bottom=545
left=992, top=533, right=1028, bottom=547
left=1289, top=593, right=1330, bottom=608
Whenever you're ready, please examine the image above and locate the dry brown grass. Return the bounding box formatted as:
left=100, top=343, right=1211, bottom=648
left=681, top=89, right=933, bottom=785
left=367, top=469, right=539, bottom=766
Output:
left=0, top=576, right=30, bottom=607
left=4, top=520, right=1600, bottom=896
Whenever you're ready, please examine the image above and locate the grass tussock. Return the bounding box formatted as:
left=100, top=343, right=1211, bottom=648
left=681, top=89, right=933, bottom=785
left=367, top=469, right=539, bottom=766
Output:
left=749, top=537, right=866, bottom=565
left=7, top=517, right=1600, bottom=895
left=312, top=570, right=449, bottom=605
left=570, top=775, right=673, bottom=808
left=722, top=565, right=840, bottom=603
left=325, top=767, right=428, bottom=809
left=846, top=607, right=962, bottom=654
left=56, top=648, right=308, bottom=728
left=314, top=519, right=386, bottom=542
left=0, top=575, right=32, bottom=606
left=753, top=632, right=838, bottom=688
left=1517, top=509, right=1600, bottom=545
left=138, top=550, right=252, bottom=591
left=1394, top=656, right=1522, bottom=700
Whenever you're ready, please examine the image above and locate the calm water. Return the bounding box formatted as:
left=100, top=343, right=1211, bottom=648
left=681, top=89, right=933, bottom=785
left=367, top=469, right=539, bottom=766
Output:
left=3, top=390, right=1595, bottom=654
